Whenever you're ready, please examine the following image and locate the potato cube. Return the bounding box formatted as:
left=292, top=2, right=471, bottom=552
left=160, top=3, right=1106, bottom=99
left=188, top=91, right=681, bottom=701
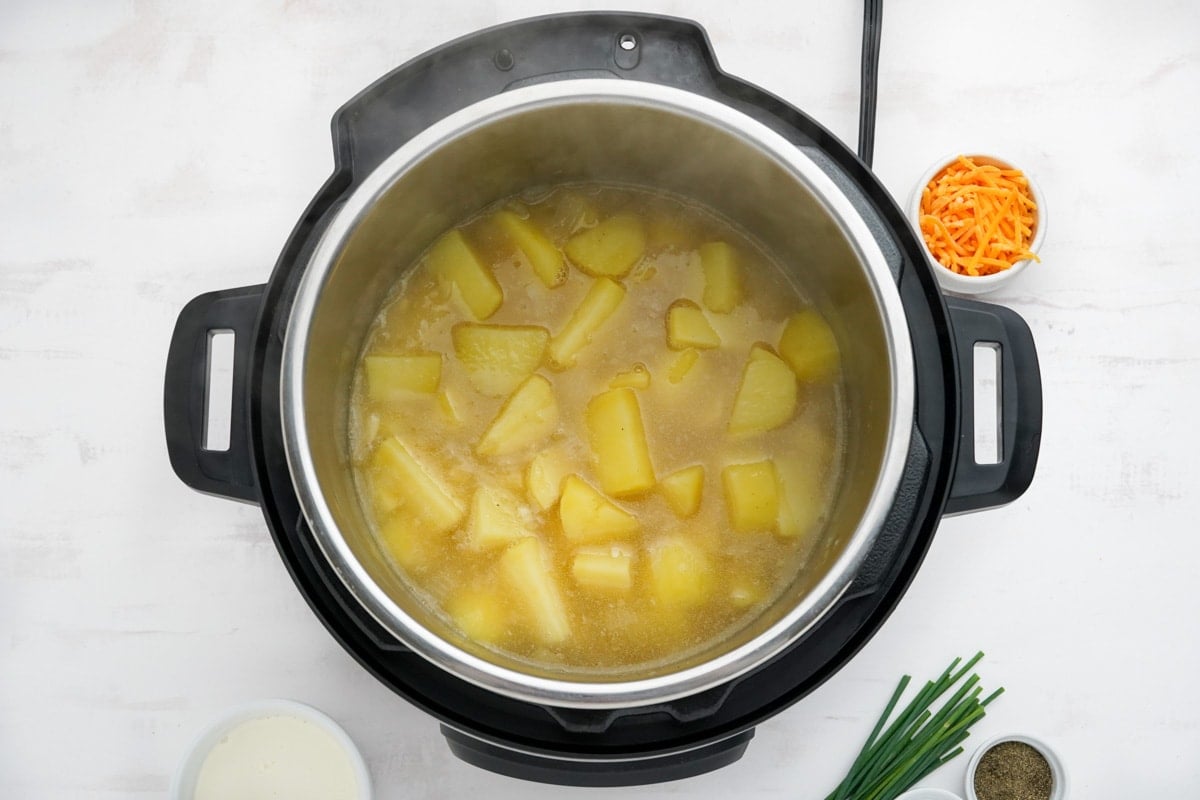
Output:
left=379, top=514, right=439, bottom=574
left=524, top=446, right=573, bottom=511
left=722, top=460, right=780, bottom=532
left=585, top=387, right=656, bottom=497
left=659, top=465, right=704, bottom=518
left=564, top=214, right=646, bottom=278
left=498, top=537, right=571, bottom=644
left=365, top=353, right=441, bottom=399
left=547, top=277, right=626, bottom=369
left=476, top=375, right=559, bottom=458
left=667, top=348, right=699, bottom=384
left=778, top=309, right=841, bottom=382
left=666, top=300, right=721, bottom=350
left=775, top=455, right=825, bottom=540
left=371, top=438, right=465, bottom=532
left=729, top=573, right=768, bottom=609
left=727, top=345, right=797, bottom=436
left=446, top=587, right=509, bottom=645
left=495, top=210, right=567, bottom=288
left=466, top=484, right=534, bottom=551
left=368, top=411, right=411, bottom=448
left=649, top=538, right=714, bottom=608
left=559, top=475, right=640, bottom=542
left=609, top=363, right=651, bottom=389
left=368, top=472, right=404, bottom=518
left=699, top=241, right=742, bottom=313
left=452, top=323, right=549, bottom=397
left=426, top=229, right=503, bottom=319
left=571, top=546, right=633, bottom=591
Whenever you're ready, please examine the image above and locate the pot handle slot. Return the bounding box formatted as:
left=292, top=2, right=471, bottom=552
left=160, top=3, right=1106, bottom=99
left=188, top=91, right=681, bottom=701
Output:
left=943, top=297, right=1042, bottom=514
left=163, top=285, right=264, bottom=503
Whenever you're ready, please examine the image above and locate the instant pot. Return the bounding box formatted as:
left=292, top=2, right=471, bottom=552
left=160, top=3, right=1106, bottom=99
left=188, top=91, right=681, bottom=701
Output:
left=163, top=13, right=1042, bottom=786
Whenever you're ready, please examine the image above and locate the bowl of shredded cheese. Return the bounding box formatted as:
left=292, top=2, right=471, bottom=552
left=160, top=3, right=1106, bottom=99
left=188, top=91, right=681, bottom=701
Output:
left=908, top=153, right=1045, bottom=295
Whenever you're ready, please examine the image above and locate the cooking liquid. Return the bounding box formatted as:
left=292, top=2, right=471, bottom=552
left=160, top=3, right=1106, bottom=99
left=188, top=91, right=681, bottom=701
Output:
left=349, top=185, right=846, bottom=672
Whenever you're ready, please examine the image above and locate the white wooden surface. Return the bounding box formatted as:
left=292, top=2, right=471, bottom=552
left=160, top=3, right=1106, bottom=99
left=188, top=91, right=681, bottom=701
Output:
left=2, top=1, right=1198, bottom=796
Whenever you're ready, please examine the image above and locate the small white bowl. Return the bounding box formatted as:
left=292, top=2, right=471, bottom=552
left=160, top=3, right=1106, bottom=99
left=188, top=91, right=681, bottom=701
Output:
left=908, top=153, right=1046, bottom=295
left=169, top=699, right=372, bottom=800
left=896, top=788, right=964, bottom=800
left=965, top=733, right=1068, bottom=800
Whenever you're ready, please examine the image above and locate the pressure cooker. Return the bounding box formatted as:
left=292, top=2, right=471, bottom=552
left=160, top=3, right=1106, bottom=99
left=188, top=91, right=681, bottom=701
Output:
left=163, top=12, right=1041, bottom=786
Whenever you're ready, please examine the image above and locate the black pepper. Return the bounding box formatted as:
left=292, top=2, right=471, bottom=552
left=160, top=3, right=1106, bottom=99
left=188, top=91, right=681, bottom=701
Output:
left=973, top=740, right=1053, bottom=800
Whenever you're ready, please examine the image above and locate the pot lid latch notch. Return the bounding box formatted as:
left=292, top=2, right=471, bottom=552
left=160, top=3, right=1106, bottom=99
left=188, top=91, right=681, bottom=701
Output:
left=614, top=31, right=641, bottom=70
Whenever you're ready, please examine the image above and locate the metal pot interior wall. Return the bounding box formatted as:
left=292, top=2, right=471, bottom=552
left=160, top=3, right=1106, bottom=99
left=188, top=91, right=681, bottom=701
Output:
left=298, top=90, right=897, bottom=685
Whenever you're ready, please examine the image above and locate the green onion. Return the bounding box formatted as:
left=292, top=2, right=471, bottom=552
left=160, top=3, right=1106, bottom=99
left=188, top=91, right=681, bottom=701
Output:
left=824, top=652, right=1001, bottom=800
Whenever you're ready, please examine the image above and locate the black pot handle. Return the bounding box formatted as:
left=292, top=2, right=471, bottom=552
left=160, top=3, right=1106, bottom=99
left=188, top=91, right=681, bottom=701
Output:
left=441, top=725, right=754, bottom=787
left=943, top=296, right=1042, bottom=514
left=333, top=12, right=724, bottom=181
left=163, top=285, right=264, bottom=503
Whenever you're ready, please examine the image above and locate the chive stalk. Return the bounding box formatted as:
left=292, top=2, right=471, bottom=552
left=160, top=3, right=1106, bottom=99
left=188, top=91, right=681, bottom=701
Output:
left=823, top=653, right=1001, bottom=800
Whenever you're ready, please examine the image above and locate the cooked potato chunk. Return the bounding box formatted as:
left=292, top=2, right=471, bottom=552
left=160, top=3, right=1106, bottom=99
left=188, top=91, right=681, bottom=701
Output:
left=699, top=241, right=741, bottom=313
left=585, top=387, right=656, bottom=497
left=609, top=363, right=651, bottom=389
left=559, top=475, right=640, bottom=542
left=372, top=438, right=465, bottom=532
left=379, top=514, right=439, bottom=574
left=659, top=465, right=705, bottom=518
left=728, top=345, right=797, bottom=436
left=649, top=538, right=714, bottom=608
left=728, top=573, right=768, bottom=609
left=446, top=587, right=509, bottom=645
left=476, top=375, right=559, bottom=457
left=667, top=348, right=699, bottom=384
left=778, top=309, right=841, bottom=382
left=498, top=538, right=571, bottom=644
left=666, top=300, right=721, bottom=350
left=547, top=277, right=626, bottom=369
left=571, top=546, right=634, bottom=591
left=564, top=214, right=646, bottom=278
left=427, top=229, right=502, bottom=319
left=466, top=484, right=534, bottom=550
left=775, top=454, right=825, bottom=540
left=365, top=353, right=441, bottom=399
left=722, top=460, right=780, bottom=532
left=495, top=210, right=567, bottom=288
left=524, top=446, right=573, bottom=512
left=452, top=323, right=549, bottom=397
left=367, top=471, right=403, bottom=518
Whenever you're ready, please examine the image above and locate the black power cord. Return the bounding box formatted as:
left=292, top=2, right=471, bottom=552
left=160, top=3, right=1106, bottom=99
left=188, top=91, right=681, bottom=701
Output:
left=858, top=0, right=883, bottom=168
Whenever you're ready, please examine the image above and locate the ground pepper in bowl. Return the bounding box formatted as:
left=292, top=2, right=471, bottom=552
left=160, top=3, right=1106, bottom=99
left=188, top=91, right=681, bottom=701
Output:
left=973, top=740, right=1052, bottom=800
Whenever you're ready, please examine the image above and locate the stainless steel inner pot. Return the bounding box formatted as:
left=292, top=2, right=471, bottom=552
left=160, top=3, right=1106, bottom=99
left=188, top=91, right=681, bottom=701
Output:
left=281, top=80, right=913, bottom=709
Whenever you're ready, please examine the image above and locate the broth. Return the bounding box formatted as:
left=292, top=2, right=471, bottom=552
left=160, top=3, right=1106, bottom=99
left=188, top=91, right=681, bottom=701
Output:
left=349, top=185, right=845, bottom=672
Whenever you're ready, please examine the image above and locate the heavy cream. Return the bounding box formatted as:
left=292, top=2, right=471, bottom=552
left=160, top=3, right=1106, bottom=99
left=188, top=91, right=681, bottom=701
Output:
left=193, top=714, right=361, bottom=800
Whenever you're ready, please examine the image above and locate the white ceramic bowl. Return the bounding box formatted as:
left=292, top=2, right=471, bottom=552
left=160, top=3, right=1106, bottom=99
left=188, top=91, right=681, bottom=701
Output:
left=908, top=153, right=1046, bottom=295
left=897, top=788, right=964, bottom=800
left=169, top=699, right=372, bottom=800
left=964, top=733, right=1068, bottom=800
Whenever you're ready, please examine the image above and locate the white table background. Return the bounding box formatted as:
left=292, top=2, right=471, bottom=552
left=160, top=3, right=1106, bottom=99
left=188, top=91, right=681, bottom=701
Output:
left=3, top=1, right=1198, bottom=796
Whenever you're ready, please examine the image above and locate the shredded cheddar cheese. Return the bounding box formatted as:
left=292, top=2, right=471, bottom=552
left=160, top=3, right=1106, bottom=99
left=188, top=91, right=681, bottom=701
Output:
left=918, top=156, right=1040, bottom=277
